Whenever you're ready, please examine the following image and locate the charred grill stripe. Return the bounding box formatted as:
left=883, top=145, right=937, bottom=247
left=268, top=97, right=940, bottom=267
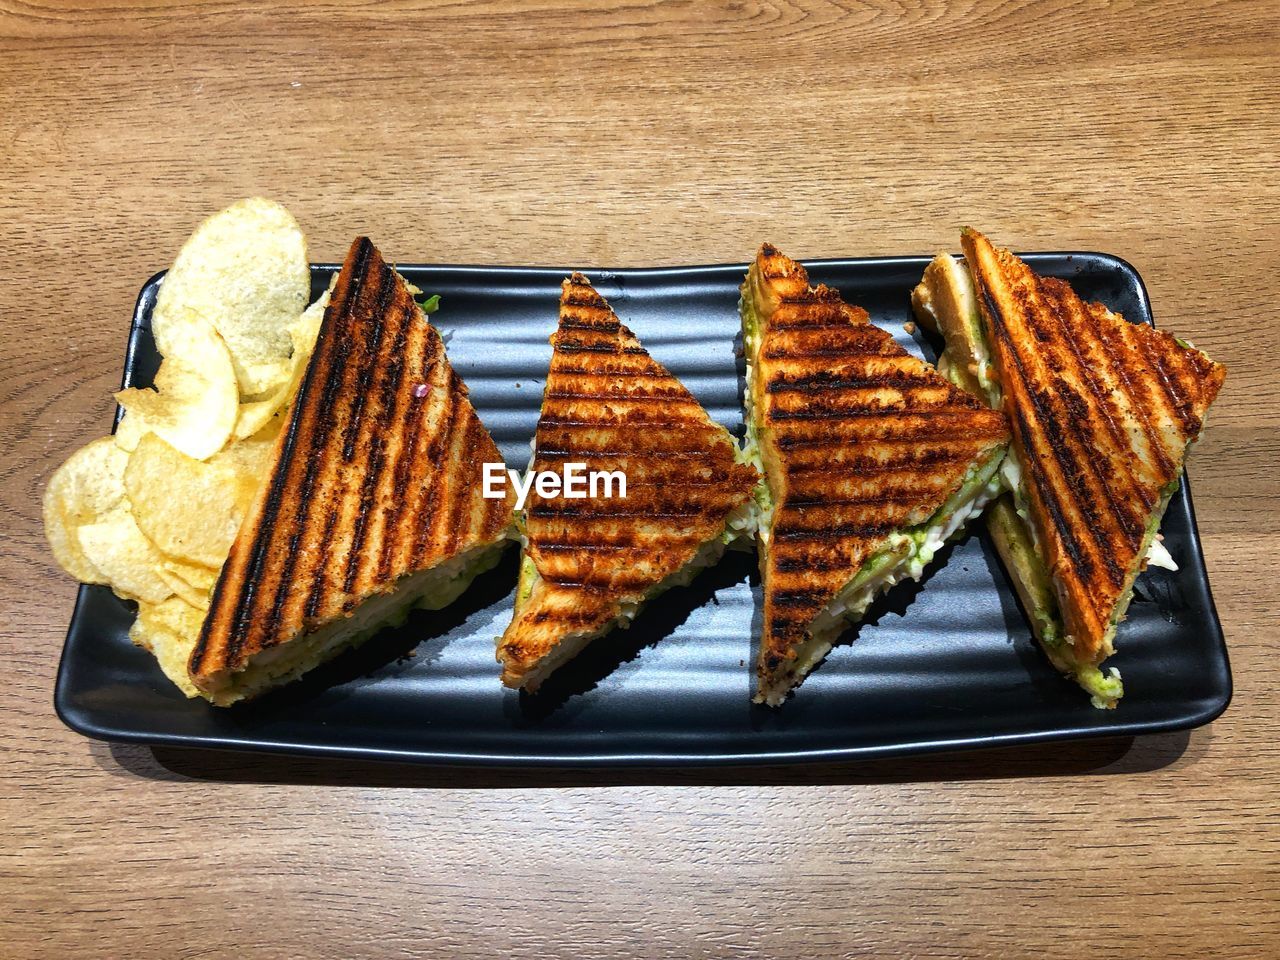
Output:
left=407, top=405, right=447, bottom=567
left=527, top=606, right=613, bottom=629
left=992, top=307, right=1107, bottom=588
left=775, top=555, right=866, bottom=573
left=762, top=341, right=896, bottom=359
left=774, top=422, right=1005, bottom=449
left=768, top=317, right=859, bottom=330
left=787, top=451, right=972, bottom=475
left=341, top=263, right=389, bottom=463
left=782, top=493, right=940, bottom=508
left=343, top=268, right=409, bottom=594
left=547, top=373, right=681, bottom=388
left=417, top=372, right=463, bottom=565
left=1025, top=285, right=1148, bottom=541
left=260, top=238, right=369, bottom=654
left=770, top=589, right=833, bottom=607
left=443, top=370, right=479, bottom=555
left=536, top=448, right=721, bottom=459
left=405, top=339, right=453, bottom=567
left=536, top=418, right=712, bottom=429
left=550, top=367, right=678, bottom=379
left=765, top=371, right=937, bottom=393
left=774, top=523, right=892, bottom=541
left=534, top=541, right=645, bottom=553
left=454, top=413, right=487, bottom=549
left=556, top=318, right=621, bottom=332
left=305, top=495, right=344, bottom=619
left=1088, top=306, right=1176, bottom=480
left=446, top=418, right=475, bottom=553
left=378, top=324, right=437, bottom=582
left=530, top=532, right=704, bottom=551
left=542, top=391, right=697, bottom=403
left=527, top=507, right=718, bottom=520
left=553, top=343, right=647, bottom=355
left=768, top=406, right=978, bottom=423
left=389, top=324, right=446, bottom=575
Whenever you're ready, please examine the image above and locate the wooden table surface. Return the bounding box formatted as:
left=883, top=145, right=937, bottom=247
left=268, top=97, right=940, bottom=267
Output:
left=3, top=1, right=1278, bottom=957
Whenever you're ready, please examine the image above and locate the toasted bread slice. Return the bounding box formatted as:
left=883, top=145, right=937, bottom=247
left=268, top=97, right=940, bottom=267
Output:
left=497, top=273, right=758, bottom=692
left=190, top=238, right=515, bottom=704
left=914, top=231, right=1225, bottom=707
left=743, top=244, right=1010, bottom=706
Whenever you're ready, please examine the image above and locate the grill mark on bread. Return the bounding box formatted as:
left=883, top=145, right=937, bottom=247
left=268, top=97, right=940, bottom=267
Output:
left=418, top=371, right=464, bottom=565
left=377, top=327, right=436, bottom=582
left=987, top=300, right=1122, bottom=589
left=283, top=246, right=367, bottom=631
left=343, top=262, right=409, bottom=595
left=1025, top=281, right=1149, bottom=540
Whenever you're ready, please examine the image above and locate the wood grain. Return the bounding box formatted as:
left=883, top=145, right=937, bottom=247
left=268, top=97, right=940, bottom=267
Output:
left=2, top=1, right=1278, bottom=957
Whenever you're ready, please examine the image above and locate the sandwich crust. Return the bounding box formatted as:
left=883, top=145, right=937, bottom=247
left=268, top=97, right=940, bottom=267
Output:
left=747, top=244, right=1010, bottom=702
left=962, top=229, right=1225, bottom=665
left=190, top=238, right=515, bottom=702
left=497, top=273, right=758, bottom=690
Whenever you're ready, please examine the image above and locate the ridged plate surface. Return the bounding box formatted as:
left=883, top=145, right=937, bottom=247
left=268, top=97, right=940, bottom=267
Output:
left=53, top=254, right=1231, bottom=766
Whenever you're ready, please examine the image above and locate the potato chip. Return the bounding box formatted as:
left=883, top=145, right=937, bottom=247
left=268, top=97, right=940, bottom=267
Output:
left=124, top=432, right=252, bottom=568
left=291, top=283, right=331, bottom=353
left=42, top=437, right=129, bottom=583
left=112, top=410, right=148, bottom=452
left=230, top=286, right=330, bottom=439
left=156, top=556, right=220, bottom=607
left=155, top=566, right=209, bottom=608
left=77, top=506, right=174, bottom=604
left=130, top=597, right=206, bottom=698
left=161, top=556, right=220, bottom=592
left=214, top=415, right=282, bottom=479
left=233, top=394, right=285, bottom=441
left=152, top=197, right=309, bottom=397
left=115, top=337, right=239, bottom=460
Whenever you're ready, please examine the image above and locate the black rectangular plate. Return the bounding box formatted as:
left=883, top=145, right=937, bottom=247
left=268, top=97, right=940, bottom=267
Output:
left=54, top=254, right=1231, bottom=766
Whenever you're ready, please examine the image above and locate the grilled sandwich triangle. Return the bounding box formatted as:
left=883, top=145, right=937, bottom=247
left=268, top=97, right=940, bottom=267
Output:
left=913, top=229, right=1225, bottom=707
left=743, top=244, right=1011, bottom=706
left=497, top=273, right=759, bottom=692
left=190, top=238, right=516, bottom=704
